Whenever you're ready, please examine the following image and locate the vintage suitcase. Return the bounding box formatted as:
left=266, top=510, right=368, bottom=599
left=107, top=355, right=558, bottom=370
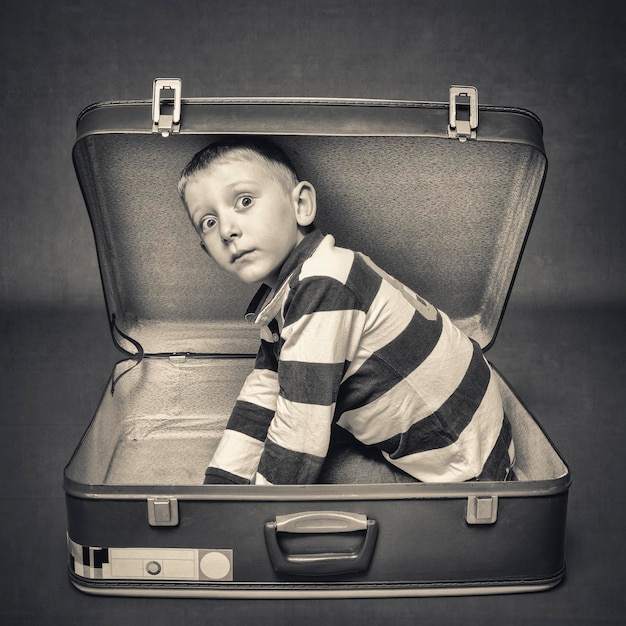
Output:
left=64, top=79, right=570, bottom=597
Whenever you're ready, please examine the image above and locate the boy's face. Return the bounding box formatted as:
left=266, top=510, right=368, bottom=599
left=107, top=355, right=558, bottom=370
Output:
left=184, top=156, right=315, bottom=288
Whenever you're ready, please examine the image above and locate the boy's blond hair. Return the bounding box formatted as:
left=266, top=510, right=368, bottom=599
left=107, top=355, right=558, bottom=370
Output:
left=178, top=137, right=299, bottom=202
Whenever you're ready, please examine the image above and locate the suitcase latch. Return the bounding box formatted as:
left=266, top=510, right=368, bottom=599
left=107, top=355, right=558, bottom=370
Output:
left=466, top=495, right=498, bottom=524
left=147, top=496, right=179, bottom=526
left=448, top=85, right=478, bottom=142
left=152, top=78, right=182, bottom=137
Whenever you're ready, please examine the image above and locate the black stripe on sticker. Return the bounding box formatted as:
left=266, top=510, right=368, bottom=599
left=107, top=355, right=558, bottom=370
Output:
left=93, top=548, right=109, bottom=568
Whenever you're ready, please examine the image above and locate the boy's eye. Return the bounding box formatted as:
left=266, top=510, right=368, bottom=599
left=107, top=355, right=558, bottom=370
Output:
left=237, top=196, right=253, bottom=209
left=200, top=216, right=217, bottom=232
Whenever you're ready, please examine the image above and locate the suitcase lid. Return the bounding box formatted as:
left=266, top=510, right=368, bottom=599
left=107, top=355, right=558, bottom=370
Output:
left=73, top=80, right=546, bottom=356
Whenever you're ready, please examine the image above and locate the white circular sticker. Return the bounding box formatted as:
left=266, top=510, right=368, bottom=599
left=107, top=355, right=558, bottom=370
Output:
left=200, top=551, right=231, bottom=580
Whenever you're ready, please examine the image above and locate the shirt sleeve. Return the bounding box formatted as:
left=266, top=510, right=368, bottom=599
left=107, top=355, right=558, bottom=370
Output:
left=203, top=336, right=278, bottom=485
left=255, top=277, right=365, bottom=485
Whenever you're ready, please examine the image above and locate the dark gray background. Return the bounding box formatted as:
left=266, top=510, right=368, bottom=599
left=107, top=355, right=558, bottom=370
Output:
left=1, top=1, right=624, bottom=624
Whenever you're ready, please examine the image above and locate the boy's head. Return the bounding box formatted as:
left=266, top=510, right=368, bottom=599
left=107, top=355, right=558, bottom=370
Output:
left=179, top=137, right=316, bottom=288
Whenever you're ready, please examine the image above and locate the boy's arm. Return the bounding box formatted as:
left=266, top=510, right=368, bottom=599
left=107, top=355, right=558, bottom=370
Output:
left=203, top=337, right=278, bottom=484
left=255, top=277, right=364, bottom=485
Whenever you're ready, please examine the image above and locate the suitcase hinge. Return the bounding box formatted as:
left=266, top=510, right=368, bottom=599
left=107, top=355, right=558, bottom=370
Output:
left=152, top=78, right=182, bottom=137
left=466, top=495, right=498, bottom=524
left=448, top=85, right=478, bottom=142
left=147, top=496, right=179, bottom=526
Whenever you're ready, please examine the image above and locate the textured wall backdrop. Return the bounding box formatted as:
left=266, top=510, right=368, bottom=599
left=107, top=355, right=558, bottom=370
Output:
left=0, top=0, right=623, bottom=311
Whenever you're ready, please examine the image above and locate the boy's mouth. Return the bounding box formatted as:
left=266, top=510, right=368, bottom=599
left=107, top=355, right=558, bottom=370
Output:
left=231, top=250, right=253, bottom=263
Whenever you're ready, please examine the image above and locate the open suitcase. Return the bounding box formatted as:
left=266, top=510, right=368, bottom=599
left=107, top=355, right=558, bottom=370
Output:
left=64, top=79, right=570, bottom=597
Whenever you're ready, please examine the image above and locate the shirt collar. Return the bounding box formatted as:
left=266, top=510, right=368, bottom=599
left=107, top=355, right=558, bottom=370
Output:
left=274, top=227, right=324, bottom=289
left=244, top=228, right=324, bottom=323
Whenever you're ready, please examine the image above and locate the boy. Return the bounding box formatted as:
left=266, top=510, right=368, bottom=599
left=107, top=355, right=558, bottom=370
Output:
left=178, top=137, right=515, bottom=485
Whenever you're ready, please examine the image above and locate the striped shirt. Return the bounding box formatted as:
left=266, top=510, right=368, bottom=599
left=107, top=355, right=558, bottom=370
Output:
left=205, top=230, right=515, bottom=485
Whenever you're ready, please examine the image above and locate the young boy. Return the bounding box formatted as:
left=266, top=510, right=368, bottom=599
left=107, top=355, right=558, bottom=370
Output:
left=178, top=137, right=515, bottom=485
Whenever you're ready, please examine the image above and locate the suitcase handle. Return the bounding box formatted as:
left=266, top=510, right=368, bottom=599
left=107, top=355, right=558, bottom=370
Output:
left=264, top=511, right=378, bottom=576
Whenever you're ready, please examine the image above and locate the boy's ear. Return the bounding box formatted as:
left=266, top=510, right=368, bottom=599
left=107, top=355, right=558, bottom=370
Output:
left=292, top=181, right=317, bottom=227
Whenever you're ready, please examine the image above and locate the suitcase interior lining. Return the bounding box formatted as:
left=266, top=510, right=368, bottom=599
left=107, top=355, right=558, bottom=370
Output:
left=65, top=357, right=567, bottom=487
left=74, top=133, right=545, bottom=355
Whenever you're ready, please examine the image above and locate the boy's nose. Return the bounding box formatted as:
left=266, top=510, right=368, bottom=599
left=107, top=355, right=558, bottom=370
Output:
left=219, top=217, right=241, bottom=243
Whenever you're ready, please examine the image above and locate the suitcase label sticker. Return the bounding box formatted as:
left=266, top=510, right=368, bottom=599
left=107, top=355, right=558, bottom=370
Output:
left=68, top=536, right=233, bottom=581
